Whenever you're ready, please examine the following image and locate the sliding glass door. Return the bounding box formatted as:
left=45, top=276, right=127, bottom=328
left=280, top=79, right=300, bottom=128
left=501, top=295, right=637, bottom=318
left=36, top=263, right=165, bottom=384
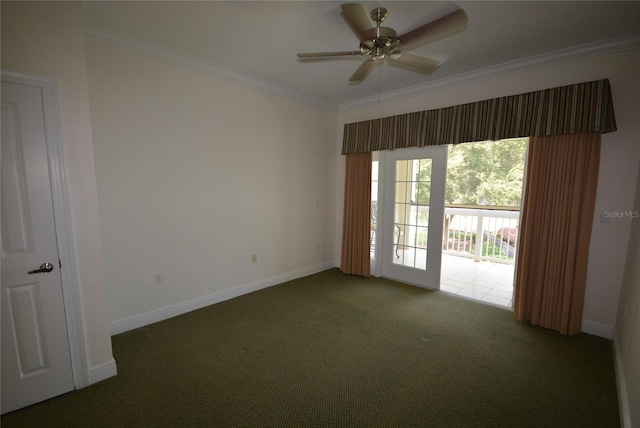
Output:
left=381, top=146, right=447, bottom=289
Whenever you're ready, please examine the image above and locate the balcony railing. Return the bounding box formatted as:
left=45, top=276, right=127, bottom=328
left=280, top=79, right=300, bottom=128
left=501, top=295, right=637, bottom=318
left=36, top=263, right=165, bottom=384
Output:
left=443, top=206, right=520, bottom=264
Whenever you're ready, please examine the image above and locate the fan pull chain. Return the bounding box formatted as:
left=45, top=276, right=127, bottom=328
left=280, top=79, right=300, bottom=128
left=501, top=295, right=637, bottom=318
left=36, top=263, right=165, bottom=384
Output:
left=377, top=64, right=382, bottom=104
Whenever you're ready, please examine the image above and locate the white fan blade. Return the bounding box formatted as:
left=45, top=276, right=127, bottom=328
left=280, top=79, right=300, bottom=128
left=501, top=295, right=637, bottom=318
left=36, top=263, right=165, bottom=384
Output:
left=349, top=59, right=379, bottom=84
left=341, top=3, right=373, bottom=42
left=387, top=53, right=440, bottom=75
left=398, top=9, right=468, bottom=51
left=297, top=51, right=364, bottom=61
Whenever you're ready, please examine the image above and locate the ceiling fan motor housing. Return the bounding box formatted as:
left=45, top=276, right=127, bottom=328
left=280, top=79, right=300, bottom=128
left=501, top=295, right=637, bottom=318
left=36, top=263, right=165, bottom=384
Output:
left=360, top=27, right=399, bottom=59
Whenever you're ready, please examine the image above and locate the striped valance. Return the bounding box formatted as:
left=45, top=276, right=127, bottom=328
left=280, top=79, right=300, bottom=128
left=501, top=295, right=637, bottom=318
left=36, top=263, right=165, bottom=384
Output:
left=342, top=79, right=617, bottom=154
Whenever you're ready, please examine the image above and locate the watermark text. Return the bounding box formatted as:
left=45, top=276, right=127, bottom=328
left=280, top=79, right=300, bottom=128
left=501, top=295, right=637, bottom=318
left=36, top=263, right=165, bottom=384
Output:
left=602, top=210, right=639, bottom=219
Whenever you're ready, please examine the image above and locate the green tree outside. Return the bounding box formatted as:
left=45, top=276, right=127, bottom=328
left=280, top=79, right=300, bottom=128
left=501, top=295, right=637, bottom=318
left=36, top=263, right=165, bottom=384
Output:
left=444, top=138, right=527, bottom=207
left=415, top=138, right=527, bottom=208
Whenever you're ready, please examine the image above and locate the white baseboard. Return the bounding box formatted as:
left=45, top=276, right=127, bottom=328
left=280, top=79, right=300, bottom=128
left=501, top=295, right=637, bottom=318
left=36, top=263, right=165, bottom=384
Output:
left=612, top=331, right=631, bottom=428
left=110, top=261, right=337, bottom=335
left=581, top=319, right=614, bottom=339
left=88, top=358, right=117, bottom=385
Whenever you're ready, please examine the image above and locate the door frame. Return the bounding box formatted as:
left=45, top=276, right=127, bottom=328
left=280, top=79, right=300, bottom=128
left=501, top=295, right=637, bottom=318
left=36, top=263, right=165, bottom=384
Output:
left=2, top=69, right=89, bottom=389
left=372, top=152, right=387, bottom=277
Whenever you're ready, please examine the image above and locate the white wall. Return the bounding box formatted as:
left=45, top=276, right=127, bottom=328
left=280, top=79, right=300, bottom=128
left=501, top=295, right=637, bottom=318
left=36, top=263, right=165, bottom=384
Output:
left=84, top=41, right=338, bottom=331
left=614, top=159, right=640, bottom=428
left=1, top=2, right=114, bottom=378
left=336, top=47, right=640, bottom=338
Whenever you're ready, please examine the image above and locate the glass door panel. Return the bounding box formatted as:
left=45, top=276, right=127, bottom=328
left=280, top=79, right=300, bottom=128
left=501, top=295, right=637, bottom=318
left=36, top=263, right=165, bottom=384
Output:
left=382, top=146, right=447, bottom=289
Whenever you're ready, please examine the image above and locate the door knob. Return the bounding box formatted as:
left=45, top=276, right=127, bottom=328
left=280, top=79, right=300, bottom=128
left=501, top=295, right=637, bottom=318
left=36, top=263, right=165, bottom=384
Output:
left=28, top=262, right=55, bottom=274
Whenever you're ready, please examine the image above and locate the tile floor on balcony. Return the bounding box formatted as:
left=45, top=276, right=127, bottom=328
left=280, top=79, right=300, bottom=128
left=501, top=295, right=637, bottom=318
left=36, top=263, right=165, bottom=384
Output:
left=440, top=253, right=515, bottom=309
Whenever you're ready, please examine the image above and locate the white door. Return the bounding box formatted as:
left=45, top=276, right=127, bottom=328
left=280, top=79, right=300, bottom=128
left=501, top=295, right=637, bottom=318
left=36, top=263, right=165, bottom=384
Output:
left=1, top=81, right=74, bottom=414
left=382, top=146, right=447, bottom=289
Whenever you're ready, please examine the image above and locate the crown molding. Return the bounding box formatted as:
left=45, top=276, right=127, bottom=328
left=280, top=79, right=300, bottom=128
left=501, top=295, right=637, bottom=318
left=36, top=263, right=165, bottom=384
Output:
left=338, top=33, right=640, bottom=111
left=84, top=23, right=337, bottom=110
left=85, top=23, right=640, bottom=112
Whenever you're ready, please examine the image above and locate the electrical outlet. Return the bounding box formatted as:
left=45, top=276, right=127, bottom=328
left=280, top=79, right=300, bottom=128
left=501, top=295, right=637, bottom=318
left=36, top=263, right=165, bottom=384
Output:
left=252, top=253, right=257, bottom=264
left=154, top=274, right=163, bottom=285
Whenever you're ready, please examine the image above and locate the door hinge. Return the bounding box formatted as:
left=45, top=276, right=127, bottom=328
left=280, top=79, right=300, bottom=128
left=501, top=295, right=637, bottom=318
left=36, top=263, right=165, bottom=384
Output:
left=59, top=260, right=62, bottom=269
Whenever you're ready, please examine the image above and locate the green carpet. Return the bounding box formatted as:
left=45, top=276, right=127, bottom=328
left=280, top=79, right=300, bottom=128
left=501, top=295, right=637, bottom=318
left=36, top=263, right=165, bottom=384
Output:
left=1, top=269, right=620, bottom=427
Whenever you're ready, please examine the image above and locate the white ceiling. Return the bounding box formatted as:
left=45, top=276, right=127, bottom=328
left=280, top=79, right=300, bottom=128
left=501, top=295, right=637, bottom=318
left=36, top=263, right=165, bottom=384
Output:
left=83, top=1, right=640, bottom=110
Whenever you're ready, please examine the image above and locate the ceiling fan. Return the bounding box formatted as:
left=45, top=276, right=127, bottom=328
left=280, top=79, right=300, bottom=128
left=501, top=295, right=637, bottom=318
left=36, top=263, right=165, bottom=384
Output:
left=297, top=3, right=468, bottom=84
